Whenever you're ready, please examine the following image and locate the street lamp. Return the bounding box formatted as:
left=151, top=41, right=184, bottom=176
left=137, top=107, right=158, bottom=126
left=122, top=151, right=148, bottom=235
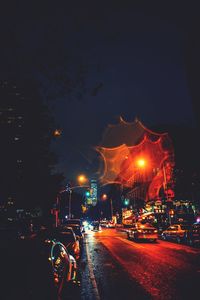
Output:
left=68, top=188, right=72, bottom=219
left=68, top=174, right=89, bottom=219
left=53, top=175, right=89, bottom=226
left=101, top=194, right=113, bottom=220
left=136, top=159, right=146, bottom=168
left=77, top=174, right=88, bottom=185
left=53, top=129, right=62, bottom=137
left=102, top=193, right=107, bottom=200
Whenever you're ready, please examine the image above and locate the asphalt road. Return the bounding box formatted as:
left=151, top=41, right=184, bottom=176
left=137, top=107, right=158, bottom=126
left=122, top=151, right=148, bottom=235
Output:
left=1, top=228, right=199, bottom=300
left=80, top=228, right=200, bottom=300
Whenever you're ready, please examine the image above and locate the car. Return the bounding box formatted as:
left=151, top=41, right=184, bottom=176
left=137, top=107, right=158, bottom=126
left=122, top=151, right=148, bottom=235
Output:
left=127, top=222, right=158, bottom=242
left=45, top=239, right=78, bottom=293
left=62, top=224, right=84, bottom=249
left=107, top=220, right=115, bottom=228
left=39, top=226, right=81, bottom=261
left=161, top=224, right=191, bottom=243
left=1, top=236, right=78, bottom=299
left=56, top=227, right=81, bottom=261
left=91, top=221, right=101, bottom=232
left=185, top=222, right=200, bottom=246
left=64, top=219, right=85, bottom=233
left=100, top=220, right=109, bottom=228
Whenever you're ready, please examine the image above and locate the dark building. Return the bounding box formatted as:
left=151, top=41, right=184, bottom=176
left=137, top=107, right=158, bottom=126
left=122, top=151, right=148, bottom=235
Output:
left=0, top=80, right=59, bottom=213
left=0, top=80, right=27, bottom=206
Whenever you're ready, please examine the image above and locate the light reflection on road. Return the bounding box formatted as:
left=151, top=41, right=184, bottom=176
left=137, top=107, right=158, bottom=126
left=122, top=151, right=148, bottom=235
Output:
left=85, top=228, right=200, bottom=300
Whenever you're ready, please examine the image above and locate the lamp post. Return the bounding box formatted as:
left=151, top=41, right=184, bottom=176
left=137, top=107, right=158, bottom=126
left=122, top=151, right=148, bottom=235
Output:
left=132, top=158, right=147, bottom=202
left=55, top=194, right=60, bottom=227
left=54, top=174, right=89, bottom=226
left=110, top=198, right=113, bottom=219
left=68, top=188, right=72, bottom=219
left=77, top=174, right=88, bottom=185
left=162, top=163, right=169, bottom=202
left=68, top=174, right=88, bottom=220
left=101, top=193, right=113, bottom=220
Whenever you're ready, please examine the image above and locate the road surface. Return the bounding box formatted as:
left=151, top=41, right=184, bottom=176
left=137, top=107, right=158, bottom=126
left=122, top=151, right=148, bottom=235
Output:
left=80, top=228, right=200, bottom=300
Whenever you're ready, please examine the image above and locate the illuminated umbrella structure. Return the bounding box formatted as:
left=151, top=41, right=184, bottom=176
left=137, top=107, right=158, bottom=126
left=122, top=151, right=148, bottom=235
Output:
left=97, top=118, right=174, bottom=202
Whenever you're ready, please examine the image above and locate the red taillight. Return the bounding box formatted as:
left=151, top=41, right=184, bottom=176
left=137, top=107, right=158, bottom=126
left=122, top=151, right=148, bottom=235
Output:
left=54, top=273, right=59, bottom=283
left=73, top=243, right=79, bottom=253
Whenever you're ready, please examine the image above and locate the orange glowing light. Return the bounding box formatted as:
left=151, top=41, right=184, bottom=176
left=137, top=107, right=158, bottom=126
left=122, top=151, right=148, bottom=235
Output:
left=136, top=159, right=146, bottom=168
left=77, top=174, right=87, bottom=184
left=53, top=129, right=62, bottom=137
left=102, top=194, right=107, bottom=200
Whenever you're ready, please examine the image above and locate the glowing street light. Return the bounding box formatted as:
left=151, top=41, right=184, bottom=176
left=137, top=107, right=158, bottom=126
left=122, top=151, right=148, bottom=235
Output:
left=101, top=193, right=113, bottom=219
left=102, top=193, right=108, bottom=200
left=54, top=175, right=89, bottom=225
left=136, top=159, right=146, bottom=168
left=77, top=174, right=88, bottom=185
left=53, top=129, right=62, bottom=137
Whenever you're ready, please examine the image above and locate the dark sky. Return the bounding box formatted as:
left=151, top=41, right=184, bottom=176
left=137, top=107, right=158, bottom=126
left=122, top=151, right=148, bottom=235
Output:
left=1, top=1, right=199, bottom=180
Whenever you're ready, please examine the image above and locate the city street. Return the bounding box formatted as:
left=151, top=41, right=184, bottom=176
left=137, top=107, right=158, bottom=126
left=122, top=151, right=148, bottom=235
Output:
left=80, top=228, right=200, bottom=300
left=1, top=3, right=200, bottom=300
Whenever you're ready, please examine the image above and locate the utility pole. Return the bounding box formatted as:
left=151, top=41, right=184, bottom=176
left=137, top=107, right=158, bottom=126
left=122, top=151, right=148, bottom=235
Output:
left=68, top=189, right=72, bottom=219
left=55, top=195, right=59, bottom=227
left=110, top=198, right=113, bottom=220
left=163, top=163, right=169, bottom=202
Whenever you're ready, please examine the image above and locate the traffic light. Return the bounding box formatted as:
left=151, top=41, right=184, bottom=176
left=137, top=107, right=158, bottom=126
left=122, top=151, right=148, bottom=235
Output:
left=124, top=198, right=130, bottom=206
left=85, top=190, right=90, bottom=197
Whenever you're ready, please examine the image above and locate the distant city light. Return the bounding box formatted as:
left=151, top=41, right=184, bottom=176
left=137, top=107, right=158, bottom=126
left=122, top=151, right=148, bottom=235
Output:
left=53, top=129, right=62, bottom=137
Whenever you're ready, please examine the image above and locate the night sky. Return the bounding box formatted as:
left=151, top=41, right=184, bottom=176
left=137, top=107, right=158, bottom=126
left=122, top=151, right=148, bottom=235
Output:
left=1, top=1, right=199, bottom=180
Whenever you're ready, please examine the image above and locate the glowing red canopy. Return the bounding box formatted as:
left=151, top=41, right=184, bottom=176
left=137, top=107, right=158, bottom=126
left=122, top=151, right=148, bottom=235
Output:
left=97, top=118, right=174, bottom=201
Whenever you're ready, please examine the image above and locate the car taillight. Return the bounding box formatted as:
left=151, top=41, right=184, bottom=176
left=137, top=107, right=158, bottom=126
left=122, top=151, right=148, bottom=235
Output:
left=54, top=273, right=59, bottom=283
left=73, top=243, right=79, bottom=253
